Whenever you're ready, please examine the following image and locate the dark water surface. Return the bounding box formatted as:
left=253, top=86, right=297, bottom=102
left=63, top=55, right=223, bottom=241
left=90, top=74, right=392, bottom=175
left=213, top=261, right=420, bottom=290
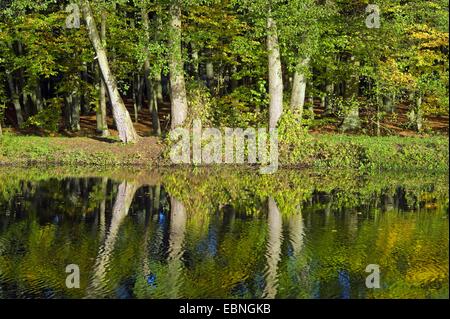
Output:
left=0, top=169, right=448, bottom=299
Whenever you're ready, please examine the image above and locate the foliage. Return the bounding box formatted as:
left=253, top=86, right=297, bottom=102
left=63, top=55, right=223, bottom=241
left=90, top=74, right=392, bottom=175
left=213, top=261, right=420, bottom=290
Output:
left=22, top=98, right=62, bottom=132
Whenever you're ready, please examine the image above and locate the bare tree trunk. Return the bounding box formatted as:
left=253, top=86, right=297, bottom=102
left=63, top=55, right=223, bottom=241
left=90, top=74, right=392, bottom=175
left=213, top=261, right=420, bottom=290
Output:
left=415, top=95, right=423, bottom=132
left=290, top=57, right=310, bottom=123
left=30, top=79, right=43, bottom=114
left=263, top=197, right=283, bottom=299
left=142, top=10, right=161, bottom=135
left=81, top=0, right=138, bottom=143
left=64, top=87, right=81, bottom=132
left=132, top=72, right=139, bottom=123
left=155, top=72, right=163, bottom=102
left=96, top=12, right=109, bottom=137
left=267, top=14, right=283, bottom=129
left=191, top=45, right=199, bottom=79
left=0, top=121, right=2, bottom=136
left=169, top=2, right=188, bottom=129
left=324, top=81, right=334, bottom=113
left=136, top=73, right=144, bottom=111
left=341, top=60, right=361, bottom=132
left=206, top=60, right=214, bottom=89
left=6, top=72, right=23, bottom=126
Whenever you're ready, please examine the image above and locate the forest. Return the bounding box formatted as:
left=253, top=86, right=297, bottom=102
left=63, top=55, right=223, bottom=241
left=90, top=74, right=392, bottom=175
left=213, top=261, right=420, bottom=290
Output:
left=0, top=0, right=448, bottom=168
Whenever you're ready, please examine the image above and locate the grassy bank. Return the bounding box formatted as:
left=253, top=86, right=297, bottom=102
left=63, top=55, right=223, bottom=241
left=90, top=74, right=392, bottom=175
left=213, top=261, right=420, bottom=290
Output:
left=0, top=133, right=448, bottom=171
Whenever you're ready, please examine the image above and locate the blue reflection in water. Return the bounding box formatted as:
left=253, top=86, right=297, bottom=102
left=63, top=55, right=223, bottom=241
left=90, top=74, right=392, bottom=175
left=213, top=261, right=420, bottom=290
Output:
left=338, top=270, right=351, bottom=299
left=147, top=273, right=157, bottom=287
left=158, top=211, right=166, bottom=225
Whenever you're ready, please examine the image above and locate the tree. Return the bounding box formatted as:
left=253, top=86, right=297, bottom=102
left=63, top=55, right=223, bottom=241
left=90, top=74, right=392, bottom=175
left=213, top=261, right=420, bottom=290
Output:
left=168, top=0, right=188, bottom=129
left=96, top=11, right=109, bottom=137
left=267, top=10, right=283, bottom=129
left=142, top=8, right=162, bottom=135
left=81, top=0, right=138, bottom=143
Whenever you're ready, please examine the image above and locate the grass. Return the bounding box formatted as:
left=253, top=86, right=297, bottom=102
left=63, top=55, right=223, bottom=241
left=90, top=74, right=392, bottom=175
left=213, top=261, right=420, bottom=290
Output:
left=0, top=132, right=448, bottom=171
left=279, top=133, right=449, bottom=171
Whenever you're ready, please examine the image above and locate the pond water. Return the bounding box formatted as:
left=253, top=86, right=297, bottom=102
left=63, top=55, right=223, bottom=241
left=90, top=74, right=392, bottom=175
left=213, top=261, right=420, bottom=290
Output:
left=0, top=169, right=448, bottom=299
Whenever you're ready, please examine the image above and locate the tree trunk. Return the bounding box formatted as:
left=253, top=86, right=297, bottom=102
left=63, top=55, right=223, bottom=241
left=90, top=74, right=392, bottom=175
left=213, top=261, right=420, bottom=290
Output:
left=324, top=82, right=334, bottom=113
left=96, top=12, right=109, bottom=137
left=136, top=73, right=144, bottom=111
left=132, top=73, right=139, bottom=123
left=30, top=79, right=43, bottom=114
left=81, top=0, right=138, bottom=143
left=383, top=95, right=394, bottom=113
left=341, top=60, right=361, bottom=131
left=415, top=95, right=423, bottom=132
left=155, top=71, right=163, bottom=102
left=6, top=72, right=23, bottom=126
left=206, top=60, right=214, bottom=89
left=290, top=57, right=309, bottom=124
left=169, top=2, right=188, bottom=129
left=191, top=45, right=200, bottom=79
left=142, top=10, right=161, bottom=135
left=267, top=15, right=283, bottom=129
left=64, top=87, right=81, bottom=132
left=81, top=62, right=90, bottom=115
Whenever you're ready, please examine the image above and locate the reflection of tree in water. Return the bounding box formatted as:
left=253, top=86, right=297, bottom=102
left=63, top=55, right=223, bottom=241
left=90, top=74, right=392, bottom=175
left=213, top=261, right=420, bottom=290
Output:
left=263, top=197, right=283, bottom=299
left=0, top=171, right=447, bottom=299
left=86, top=181, right=139, bottom=298
left=166, top=197, right=187, bottom=298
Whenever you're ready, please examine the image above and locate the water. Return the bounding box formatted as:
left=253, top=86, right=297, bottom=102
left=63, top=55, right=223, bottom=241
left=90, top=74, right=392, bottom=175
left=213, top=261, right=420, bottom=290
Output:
left=0, top=168, right=448, bottom=299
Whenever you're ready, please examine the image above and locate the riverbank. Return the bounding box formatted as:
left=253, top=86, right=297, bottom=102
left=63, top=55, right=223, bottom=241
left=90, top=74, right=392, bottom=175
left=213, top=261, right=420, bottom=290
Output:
left=0, top=133, right=448, bottom=171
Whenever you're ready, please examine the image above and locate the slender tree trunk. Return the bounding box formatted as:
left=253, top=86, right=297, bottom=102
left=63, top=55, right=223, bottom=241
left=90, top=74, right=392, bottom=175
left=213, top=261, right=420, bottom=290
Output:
left=142, top=10, right=161, bottom=135
left=191, top=45, right=199, bottom=79
left=136, top=73, right=144, bottom=111
left=267, top=14, right=283, bottom=129
left=132, top=72, right=139, bottom=123
left=64, top=86, right=81, bottom=132
left=341, top=60, right=361, bottom=131
left=6, top=72, right=23, bottom=126
left=81, top=0, right=138, bottom=143
left=169, top=2, right=188, bottom=129
left=96, top=12, right=109, bottom=137
left=206, top=60, right=214, bottom=89
left=0, top=120, right=2, bottom=136
left=290, top=57, right=309, bottom=123
left=415, top=95, right=423, bottom=132
left=155, top=72, right=163, bottom=102
left=231, top=65, right=238, bottom=90
left=306, top=95, right=315, bottom=120
left=30, top=79, right=43, bottom=114
left=383, top=95, right=394, bottom=113
left=81, top=62, right=90, bottom=114
left=376, top=95, right=381, bottom=136
left=324, top=82, right=334, bottom=113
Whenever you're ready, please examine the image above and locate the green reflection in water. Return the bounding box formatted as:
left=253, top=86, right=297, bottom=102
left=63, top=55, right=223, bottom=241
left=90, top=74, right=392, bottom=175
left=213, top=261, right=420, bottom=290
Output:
left=0, top=168, right=448, bottom=299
